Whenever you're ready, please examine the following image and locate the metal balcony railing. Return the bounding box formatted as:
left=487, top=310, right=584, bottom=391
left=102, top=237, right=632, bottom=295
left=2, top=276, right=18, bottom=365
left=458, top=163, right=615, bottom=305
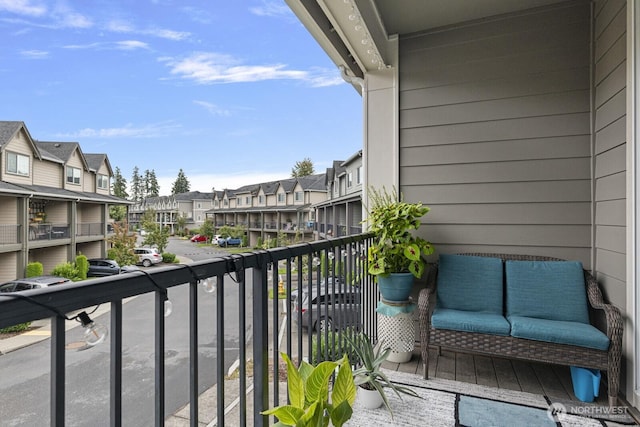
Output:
left=28, top=223, right=70, bottom=241
left=77, top=222, right=105, bottom=236
left=0, top=224, right=20, bottom=244
left=0, top=234, right=376, bottom=426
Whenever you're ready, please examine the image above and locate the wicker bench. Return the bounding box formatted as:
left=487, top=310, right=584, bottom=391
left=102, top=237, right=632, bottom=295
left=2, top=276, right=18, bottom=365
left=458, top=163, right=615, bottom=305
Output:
left=418, top=253, right=623, bottom=407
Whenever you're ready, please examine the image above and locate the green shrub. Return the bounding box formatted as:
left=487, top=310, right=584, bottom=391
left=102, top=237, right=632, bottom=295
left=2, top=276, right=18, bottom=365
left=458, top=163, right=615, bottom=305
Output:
left=0, top=322, right=32, bottom=334
left=51, top=262, right=79, bottom=280
left=311, top=327, right=359, bottom=366
left=162, top=252, right=177, bottom=263
left=75, top=254, right=88, bottom=280
left=26, top=262, right=43, bottom=278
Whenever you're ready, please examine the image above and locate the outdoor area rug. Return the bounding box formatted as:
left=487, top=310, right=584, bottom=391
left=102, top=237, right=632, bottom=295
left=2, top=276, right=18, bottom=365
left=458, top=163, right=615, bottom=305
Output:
left=347, top=369, right=637, bottom=427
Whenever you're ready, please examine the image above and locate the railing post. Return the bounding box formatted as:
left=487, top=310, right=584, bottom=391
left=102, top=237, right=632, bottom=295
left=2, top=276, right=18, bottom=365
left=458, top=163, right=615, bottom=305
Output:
left=252, top=256, right=269, bottom=427
left=51, top=315, right=65, bottom=427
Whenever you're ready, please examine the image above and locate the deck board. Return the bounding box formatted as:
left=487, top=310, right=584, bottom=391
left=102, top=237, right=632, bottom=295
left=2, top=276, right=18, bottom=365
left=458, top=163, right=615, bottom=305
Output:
left=381, top=343, right=614, bottom=405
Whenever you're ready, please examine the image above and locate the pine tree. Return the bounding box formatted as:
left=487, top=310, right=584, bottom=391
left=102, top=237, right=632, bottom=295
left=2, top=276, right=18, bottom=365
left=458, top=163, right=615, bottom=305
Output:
left=171, top=169, right=191, bottom=195
left=291, top=158, right=315, bottom=177
left=131, top=166, right=143, bottom=202
left=148, top=170, right=160, bottom=197
left=143, top=169, right=152, bottom=199
left=112, top=167, right=128, bottom=199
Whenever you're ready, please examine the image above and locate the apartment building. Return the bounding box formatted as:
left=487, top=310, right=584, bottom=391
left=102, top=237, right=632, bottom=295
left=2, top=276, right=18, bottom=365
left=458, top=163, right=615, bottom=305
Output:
left=208, top=174, right=327, bottom=247
left=314, top=150, right=363, bottom=239
left=0, top=121, right=128, bottom=281
left=128, top=191, right=214, bottom=234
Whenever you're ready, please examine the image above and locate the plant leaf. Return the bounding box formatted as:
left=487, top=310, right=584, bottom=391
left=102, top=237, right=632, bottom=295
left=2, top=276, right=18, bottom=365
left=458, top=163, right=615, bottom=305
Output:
left=305, top=360, right=337, bottom=404
left=281, top=353, right=305, bottom=409
left=330, top=400, right=354, bottom=427
left=331, top=356, right=357, bottom=407
left=261, top=405, right=304, bottom=425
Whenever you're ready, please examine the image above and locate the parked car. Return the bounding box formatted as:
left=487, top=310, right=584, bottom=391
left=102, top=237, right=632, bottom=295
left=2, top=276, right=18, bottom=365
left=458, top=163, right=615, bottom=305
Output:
left=291, top=284, right=360, bottom=332
left=134, top=247, right=162, bottom=267
left=217, top=236, right=242, bottom=247
left=190, top=234, right=207, bottom=242
left=0, top=275, right=72, bottom=293
left=87, top=259, right=139, bottom=277
left=212, top=234, right=222, bottom=244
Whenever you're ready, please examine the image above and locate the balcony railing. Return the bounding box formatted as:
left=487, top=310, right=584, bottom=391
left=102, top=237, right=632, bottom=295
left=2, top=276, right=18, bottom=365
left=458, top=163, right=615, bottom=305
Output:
left=28, top=223, right=70, bottom=241
left=0, top=234, right=376, bottom=426
left=76, top=222, right=105, bottom=237
left=0, top=224, right=21, bottom=244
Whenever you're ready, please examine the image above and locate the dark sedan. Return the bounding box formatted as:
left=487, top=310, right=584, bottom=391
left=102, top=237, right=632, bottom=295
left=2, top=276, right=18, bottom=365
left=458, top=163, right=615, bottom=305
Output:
left=87, top=259, right=139, bottom=277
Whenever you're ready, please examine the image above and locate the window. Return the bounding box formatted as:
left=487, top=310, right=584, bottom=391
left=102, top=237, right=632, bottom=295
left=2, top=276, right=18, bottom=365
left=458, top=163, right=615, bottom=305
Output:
left=295, top=191, right=303, bottom=202
left=277, top=193, right=285, bottom=203
left=356, top=166, right=362, bottom=184
left=347, top=172, right=353, bottom=188
left=66, top=166, right=81, bottom=185
left=97, top=174, right=109, bottom=189
left=245, top=196, right=250, bottom=205
left=237, top=198, right=242, bottom=206
left=197, top=203, right=201, bottom=208
left=6, top=151, right=29, bottom=176
left=258, top=195, right=264, bottom=204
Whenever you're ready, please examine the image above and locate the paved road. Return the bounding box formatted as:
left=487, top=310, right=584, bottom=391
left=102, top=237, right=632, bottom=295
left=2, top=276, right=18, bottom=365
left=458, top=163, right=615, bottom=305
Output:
left=0, top=238, right=249, bottom=426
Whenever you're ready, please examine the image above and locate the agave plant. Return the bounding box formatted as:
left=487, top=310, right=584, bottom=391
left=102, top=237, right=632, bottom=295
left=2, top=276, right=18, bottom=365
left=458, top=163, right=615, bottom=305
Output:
left=347, top=333, right=420, bottom=417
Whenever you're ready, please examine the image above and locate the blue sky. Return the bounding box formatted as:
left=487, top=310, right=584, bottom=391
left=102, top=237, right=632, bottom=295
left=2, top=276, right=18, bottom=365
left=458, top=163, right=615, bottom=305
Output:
left=0, top=0, right=362, bottom=195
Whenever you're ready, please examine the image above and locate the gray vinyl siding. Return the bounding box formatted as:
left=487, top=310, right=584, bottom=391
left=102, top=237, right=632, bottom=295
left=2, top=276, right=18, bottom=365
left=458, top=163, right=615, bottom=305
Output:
left=593, top=0, right=626, bottom=309
left=0, top=252, right=18, bottom=282
left=29, top=246, right=68, bottom=275
left=398, top=1, right=592, bottom=265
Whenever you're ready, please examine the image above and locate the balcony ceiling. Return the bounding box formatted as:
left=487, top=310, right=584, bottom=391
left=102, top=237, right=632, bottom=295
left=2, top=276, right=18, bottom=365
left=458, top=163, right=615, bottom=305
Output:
left=373, top=0, right=570, bottom=36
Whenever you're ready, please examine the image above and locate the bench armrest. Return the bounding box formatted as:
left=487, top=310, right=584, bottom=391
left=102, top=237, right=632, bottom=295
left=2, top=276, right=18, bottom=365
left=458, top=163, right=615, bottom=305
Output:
left=585, top=272, right=623, bottom=345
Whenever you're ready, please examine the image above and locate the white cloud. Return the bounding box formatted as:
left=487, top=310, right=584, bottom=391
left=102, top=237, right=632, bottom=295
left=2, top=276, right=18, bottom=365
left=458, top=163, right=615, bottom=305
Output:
left=0, top=0, right=46, bottom=16
left=249, top=1, right=293, bottom=19
left=20, top=49, right=48, bottom=59
left=160, top=52, right=341, bottom=86
left=106, top=19, right=189, bottom=41
left=57, top=122, right=182, bottom=139
left=115, top=40, right=149, bottom=50
left=193, top=100, right=230, bottom=116
left=157, top=171, right=290, bottom=195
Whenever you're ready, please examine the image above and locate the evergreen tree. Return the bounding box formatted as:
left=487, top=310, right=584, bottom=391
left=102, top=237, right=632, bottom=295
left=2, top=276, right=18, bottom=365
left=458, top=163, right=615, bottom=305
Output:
left=143, top=169, right=152, bottom=199
left=131, top=166, right=143, bottom=202
left=148, top=170, right=160, bottom=197
left=291, top=158, right=315, bottom=177
left=171, top=169, right=191, bottom=195
left=110, top=166, right=129, bottom=221
left=112, top=167, right=128, bottom=199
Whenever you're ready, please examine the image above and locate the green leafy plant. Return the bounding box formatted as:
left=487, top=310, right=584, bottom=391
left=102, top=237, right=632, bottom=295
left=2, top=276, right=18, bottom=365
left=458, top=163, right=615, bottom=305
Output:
left=51, top=261, right=79, bottom=281
left=75, top=254, right=88, bottom=280
left=347, top=333, right=420, bottom=417
left=310, top=327, right=360, bottom=366
left=261, top=352, right=356, bottom=427
left=162, top=252, right=177, bottom=263
left=365, top=187, right=434, bottom=278
left=26, top=262, right=43, bottom=278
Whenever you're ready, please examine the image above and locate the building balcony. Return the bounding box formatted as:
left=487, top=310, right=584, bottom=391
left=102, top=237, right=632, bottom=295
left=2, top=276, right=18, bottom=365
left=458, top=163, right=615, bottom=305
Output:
left=27, top=223, right=70, bottom=241
left=0, top=234, right=617, bottom=425
left=76, top=222, right=105, bottom=237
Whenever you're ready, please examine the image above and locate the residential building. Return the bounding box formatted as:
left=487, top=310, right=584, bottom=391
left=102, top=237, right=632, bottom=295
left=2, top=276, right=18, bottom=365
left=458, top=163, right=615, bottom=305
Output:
left=209, top=174, right=328, bottom=247
left=128, top=191, right=214, bottom=234
left=314, top=150, right=363, bottom=238
left=286, top=0, right=637, bottom=410
left=0, top=121, right=128, bottom=281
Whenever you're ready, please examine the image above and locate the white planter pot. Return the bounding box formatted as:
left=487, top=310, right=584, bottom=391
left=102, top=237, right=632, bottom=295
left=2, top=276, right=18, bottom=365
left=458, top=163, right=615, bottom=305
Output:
left=358, top=386, right=383, bottom=409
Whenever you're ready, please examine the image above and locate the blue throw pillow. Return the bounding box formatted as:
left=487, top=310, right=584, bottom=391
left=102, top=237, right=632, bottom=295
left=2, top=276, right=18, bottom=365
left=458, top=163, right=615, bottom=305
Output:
left=436, top=254, right=504, bottom=314
left=505, top=260, right=589, bottom=323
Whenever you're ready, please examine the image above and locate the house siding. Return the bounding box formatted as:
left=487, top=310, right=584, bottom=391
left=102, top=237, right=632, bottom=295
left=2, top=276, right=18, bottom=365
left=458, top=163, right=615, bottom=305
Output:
left=2, top=129, right=34, bottom=186
left=34, top=161, right=62, bottom=187
left=0, top=252, right=18, bottom=281
left=593, top=0, right=626, bottom=309
left=398, top=1, right=593, bottom=264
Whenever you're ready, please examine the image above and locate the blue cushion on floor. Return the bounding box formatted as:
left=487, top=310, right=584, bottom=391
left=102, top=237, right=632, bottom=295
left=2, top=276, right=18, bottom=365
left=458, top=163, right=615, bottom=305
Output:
left=432, top=308, right=511, bottom=336
left=505, top=260, right=589, bottom=323
left=437, top=254, right=504, bottom=314
left=509, top=315, right=610, bottom=351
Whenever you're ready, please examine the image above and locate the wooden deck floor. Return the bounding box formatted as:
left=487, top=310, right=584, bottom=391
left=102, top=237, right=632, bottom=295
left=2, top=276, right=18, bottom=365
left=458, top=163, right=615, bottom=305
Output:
left=381, top=345, right=610, bottom=405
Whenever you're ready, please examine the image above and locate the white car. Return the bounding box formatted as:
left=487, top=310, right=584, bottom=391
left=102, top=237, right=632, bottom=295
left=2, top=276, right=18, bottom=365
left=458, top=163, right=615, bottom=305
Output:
left=212, top=234, right=222, bottom=244
left=134, top=247, right=162, bottom=267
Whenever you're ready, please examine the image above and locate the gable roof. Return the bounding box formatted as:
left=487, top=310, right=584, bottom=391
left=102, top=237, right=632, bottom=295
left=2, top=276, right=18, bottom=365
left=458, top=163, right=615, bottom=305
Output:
left=35, top=141, right=89, bottom=170
left=0, top=121, right=42, bottom=160
left=84, top=153, right=113, bottom=176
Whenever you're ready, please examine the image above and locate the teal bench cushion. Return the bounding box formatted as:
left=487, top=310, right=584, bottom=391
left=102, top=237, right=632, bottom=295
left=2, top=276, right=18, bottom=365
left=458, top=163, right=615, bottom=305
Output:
left=432, top=308, right=511, bottom=336
left=437, top=254, right=504, bottom=314
left=505, top=260, right=589, bottom=323
left=509, top=315, right=610, bottom=351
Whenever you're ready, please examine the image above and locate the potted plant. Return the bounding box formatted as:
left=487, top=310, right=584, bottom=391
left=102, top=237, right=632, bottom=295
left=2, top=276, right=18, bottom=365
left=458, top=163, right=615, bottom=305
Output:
left=347, top=333, right=420, bottom=416
left=261, top=352, right=356, bottom=427
left=365, top=187, right=434, bottom=301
